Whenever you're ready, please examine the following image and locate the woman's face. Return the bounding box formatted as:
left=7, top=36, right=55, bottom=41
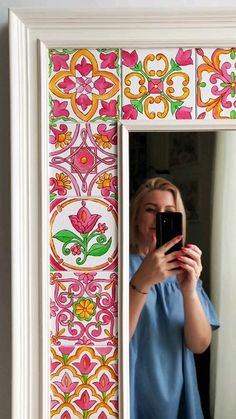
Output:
left=136, top=189, right=176, bottom=248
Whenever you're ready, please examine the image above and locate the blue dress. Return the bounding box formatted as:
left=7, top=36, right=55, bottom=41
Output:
left=129, top=253, right=220, bottom=419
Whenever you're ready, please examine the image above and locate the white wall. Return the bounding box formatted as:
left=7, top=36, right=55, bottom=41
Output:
left=1, top=0, right=236, bottom=417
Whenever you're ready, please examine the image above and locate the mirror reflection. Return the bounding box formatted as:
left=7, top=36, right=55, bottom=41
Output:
left=129, top=131, right=221, bottom=419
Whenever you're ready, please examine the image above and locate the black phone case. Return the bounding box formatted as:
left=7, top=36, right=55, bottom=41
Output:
left=156, top=212, right=183, bottom=254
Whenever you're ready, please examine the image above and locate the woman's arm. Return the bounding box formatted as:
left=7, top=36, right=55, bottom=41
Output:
left=177, top=244, right=212, bottom=353
left=183, top=291, right=212, bottom=353
left=129, top=235, right=183, bottom=340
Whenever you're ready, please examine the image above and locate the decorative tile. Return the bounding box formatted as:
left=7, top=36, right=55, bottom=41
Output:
left=121, top=48, right=195, bottom=120
left=49, top=123, right=117, bottom=198
left=50, top=344, right=118, bottom=418
left=49, top=49, right=121, bottom=123
left=50, top=197, right=117, bottom=272
left=50, top=271, right=118, bottom=346
left=196, top=48, right=236, bottom=119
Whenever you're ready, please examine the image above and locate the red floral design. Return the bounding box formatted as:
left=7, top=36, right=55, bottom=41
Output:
left=73, top=354, right=97, bottom=374
left=99, top=100, right=117, bottom=117
left=122, top=49, right=138, bottom=67
left=122, top=104, right=138, bottom=119
left=175, top=106, right=192, bottom=119
left=148, top=79, right=163, bottom=94
left=52, top=54, right=69, bottom=71
left=58, top=76, right=75, bottom=94
left=70, top=244, right=81, bottom=255
left=76, top=57, right=93, bottom=76
left=52, top=99, right=69, bottom=117
left=69, top=201, right=101, bottom=234
left=74, top=390, right=96, bottom=411
left=76, top=94, right=93, bottom=111
left=100, top=52, right=117, bottom=69
left=175, top=48, right=193, bottom=66
left=96, top=223, right=108, bottom=234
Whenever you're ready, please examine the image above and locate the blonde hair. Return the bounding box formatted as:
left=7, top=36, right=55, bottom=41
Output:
left=130, top=177, right=186, bottom=254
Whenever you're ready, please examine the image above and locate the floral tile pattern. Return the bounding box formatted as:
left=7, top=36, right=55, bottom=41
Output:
left=49, top=123, right=117, bottom=198
left=196, top=48, right=236, bottom=119
left=121, top=48, right=195, bottom=120
left=49, top=49, right=121, bottom=123
left=50, top=344, right=118, bottom=418
left=50, top=197, right=118, bottom=272
left=50, top=271, right=118, bottom=346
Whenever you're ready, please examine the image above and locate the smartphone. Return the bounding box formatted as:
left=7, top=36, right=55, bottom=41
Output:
left=156, top=212, right=183, bottom=254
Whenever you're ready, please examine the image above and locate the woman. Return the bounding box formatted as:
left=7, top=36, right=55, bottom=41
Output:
left=129, top=177, right=219, bottom=419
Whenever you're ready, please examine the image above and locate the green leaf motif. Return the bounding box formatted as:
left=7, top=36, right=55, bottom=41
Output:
left=53, top=229, right=80, bottom=244
left=130, top=99, right=143, bottom=113
left=171, top=100, right=184, bottom=115
left=50, top=193, right=57, bottom=202
left=170, top=58, right=181, bottom=72
left=230, top=110, right=236, bottom=118
left=230, top=50, right=236, bottom=59
left=131, top=61, right=142, bottom=72
left=88, top=237, right=112, bottom=257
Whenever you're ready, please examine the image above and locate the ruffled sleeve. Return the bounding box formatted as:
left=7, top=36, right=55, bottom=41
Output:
left=197, top=280, right=220, bottom=330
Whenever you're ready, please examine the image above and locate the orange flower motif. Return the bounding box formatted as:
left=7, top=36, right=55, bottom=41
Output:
left=73, top=297, right=96, bottom=321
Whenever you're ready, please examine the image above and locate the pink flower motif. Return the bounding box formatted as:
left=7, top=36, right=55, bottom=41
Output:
left=74, top=390, right=96, bottom=411
left=69, top=201, right=101, bottom=234
left=197, top=112, right=206, bottom=119
left=70, top=244, right=81, bottom=256
left=54, top=372, right=78, bottom=394
left=99, top=100, right=117, bottom=117
left=94, top=373, right=113, bottom=392
left=98, top=413, right=108, bottom=419
left=148, top=79, right=163, bottom=94
left=52, top=54, right=69, bottom=71
left=96, top=124, right=117, bottom=145
left=100, top=52, right=117, bottom=69
left=96, top=223, right=108, bottom=234
left=76, top=77, right=93, bottom=94
left=122, top=50, right=138, bottom=67
left=52, top=100, right=69, bottom=117
left=73, top=354, right=97, bottom=374
left=122, top=104, right=138, bottom=120
left=175, top=48, right=193, bottom=66
left=75, top=57, right=93, bottom=76
left=49, top=124, right=72, bottom=149
left=96, top=347, right=113, bottom=357
left=175, top=106, right=192, bottom=119
left=94, top=77, right=113, bottom=95
left=50, top=358, right=61, bottom=373
left=76, top=94, right=93, bottom=111
left=50, top=395, right=60, bottom=410
left=77, top=336, right=93, bottom=345
left=50, top=299, right=59, bottom=318
left=61, top=411, right=72, bottom=419
left=58, top=76, right=76, bottom=94
left=59, top=346, right=74, bottom=356
left=78, top=272, right=97, bottom=284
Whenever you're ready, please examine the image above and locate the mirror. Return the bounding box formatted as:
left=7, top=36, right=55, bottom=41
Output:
left=127, top=129, right=236, bottom=419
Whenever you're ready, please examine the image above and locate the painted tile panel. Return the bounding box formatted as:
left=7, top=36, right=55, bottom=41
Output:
left=196, top=48, right=236, bottom=119
left=50, top=344, right=118, bottom=418
left=49, top=123, right=117, bottom=198
left=50, top=197, right=118, bottom=272
left=121, top=48, right=195, bottom=120
left=50, top=271, right=118, bottom=347
left=49, top=49, right=121, bottom=123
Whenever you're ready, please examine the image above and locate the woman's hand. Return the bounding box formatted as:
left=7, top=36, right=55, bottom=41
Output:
left=176, top=244, right=203, bottom=296
left=131, top=234, right=184, bottom=292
